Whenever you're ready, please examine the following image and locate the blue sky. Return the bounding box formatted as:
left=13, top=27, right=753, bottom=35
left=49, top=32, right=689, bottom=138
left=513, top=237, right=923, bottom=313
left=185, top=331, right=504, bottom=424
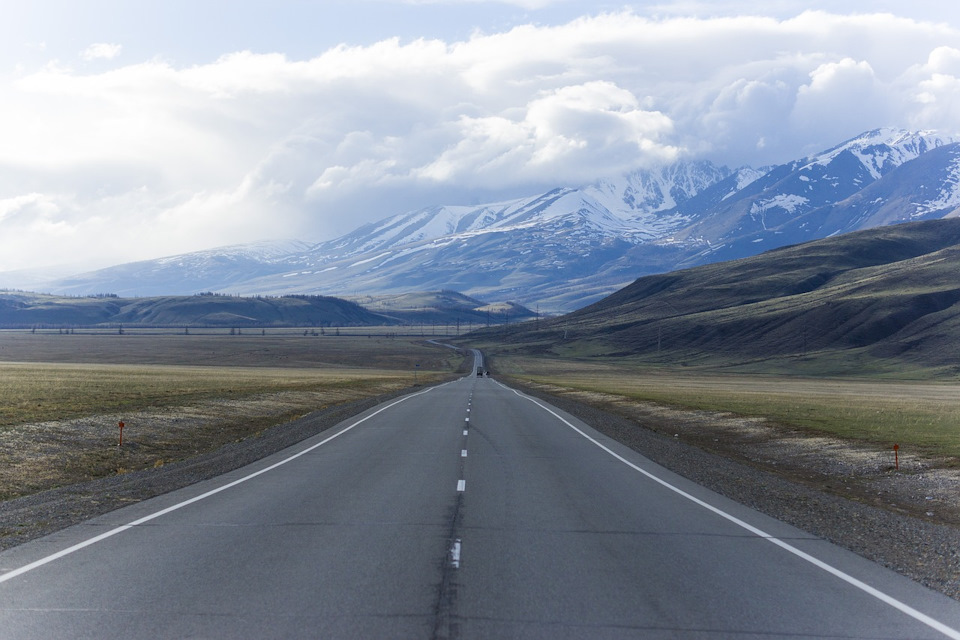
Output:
left=1, top=0, right=959, bottom=275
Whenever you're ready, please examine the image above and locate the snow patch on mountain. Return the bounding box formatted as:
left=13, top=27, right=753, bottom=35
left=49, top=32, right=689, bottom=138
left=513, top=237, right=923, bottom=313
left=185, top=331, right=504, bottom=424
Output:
left=586, top=161, right=729, bottom=216
left=808, top=127, right=953, bottom=179
left=154, top=239, right=313, bottom=267
left=750, top=194, right=809, bottom=215
left=913, top=147, right=960, bottom=217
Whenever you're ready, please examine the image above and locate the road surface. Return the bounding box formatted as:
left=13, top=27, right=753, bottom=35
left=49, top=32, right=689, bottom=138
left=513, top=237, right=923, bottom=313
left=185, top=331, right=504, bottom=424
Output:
left=1, top=357, right=959, bottom=638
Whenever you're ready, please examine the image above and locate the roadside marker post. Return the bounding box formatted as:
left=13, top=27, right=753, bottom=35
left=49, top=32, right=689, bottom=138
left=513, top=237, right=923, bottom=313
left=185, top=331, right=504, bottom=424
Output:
left=118, top=421, right=125, bottom=447
left=894, top=443, right=899, bottom=471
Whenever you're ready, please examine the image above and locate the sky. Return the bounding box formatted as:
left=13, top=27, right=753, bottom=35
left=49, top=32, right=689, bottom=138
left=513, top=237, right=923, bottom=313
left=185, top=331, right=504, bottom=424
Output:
left=1, top=0, right=960, bottom=276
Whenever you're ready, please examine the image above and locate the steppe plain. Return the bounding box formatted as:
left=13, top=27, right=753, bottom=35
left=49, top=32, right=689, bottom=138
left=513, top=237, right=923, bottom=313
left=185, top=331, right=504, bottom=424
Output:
left=2, top=328, right=960, bottom=596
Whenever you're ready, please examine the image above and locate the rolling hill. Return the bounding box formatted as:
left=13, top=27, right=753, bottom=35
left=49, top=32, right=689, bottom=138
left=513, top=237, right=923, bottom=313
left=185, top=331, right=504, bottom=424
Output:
left=473, top=218, right=960, bottom=377
left=0, top=289, right=535, bottom=329
left=0, top=293, right=394, bottom=329
left=344, top=290, right=535, bottom=326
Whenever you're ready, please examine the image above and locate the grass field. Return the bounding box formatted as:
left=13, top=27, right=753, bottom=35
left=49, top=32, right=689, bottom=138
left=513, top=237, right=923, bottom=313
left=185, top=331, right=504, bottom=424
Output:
left=0, top=362, right=436, bottom=427
left=0, top=330, right=465, bottom=499
left=493, top=355, right=960, bottom=458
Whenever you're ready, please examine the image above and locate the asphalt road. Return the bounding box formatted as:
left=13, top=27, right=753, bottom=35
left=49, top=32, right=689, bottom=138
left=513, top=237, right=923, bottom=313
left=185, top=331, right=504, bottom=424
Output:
left=1, top=360, right=960, bottom=638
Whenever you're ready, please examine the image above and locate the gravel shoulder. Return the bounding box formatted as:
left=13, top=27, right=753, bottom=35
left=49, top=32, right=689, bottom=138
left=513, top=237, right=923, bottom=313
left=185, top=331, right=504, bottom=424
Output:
left=1, top=376, right=958, bottom=601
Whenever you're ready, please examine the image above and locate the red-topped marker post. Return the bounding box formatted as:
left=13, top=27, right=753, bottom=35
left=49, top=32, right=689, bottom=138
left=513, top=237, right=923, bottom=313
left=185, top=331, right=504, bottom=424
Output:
left=118, top=421, right=125, bottom=447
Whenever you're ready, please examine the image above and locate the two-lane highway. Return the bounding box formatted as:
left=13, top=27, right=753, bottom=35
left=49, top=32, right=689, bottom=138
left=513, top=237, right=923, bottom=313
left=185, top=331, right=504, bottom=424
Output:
left=2, top=358, right=960, bottom=638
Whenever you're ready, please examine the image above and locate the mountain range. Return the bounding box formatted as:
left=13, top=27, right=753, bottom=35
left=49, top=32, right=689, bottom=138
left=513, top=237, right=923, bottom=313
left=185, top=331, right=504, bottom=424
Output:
left=27, top=128, right=960, bottom=312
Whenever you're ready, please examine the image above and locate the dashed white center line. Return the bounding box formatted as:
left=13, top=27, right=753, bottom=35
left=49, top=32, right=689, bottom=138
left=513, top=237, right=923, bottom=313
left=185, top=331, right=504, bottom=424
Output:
left=450, top=539, right=461, bottom=569
left=463, top=429, right=468, bottom=436
left=457, top=479, right=466, bottom=492
left=461, top=449, right=468, bottom=457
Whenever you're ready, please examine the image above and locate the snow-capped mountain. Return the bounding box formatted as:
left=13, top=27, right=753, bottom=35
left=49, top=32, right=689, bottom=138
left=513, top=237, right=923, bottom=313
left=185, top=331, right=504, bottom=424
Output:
left=808, top=127, right=952, bottom=179
left=220, top=161, right=731, bottom=309
left=35, top=129, right=960, bottom=312
left=663, top=128, right=957, bottom=265
left=314, top=160, right=729, bottom=261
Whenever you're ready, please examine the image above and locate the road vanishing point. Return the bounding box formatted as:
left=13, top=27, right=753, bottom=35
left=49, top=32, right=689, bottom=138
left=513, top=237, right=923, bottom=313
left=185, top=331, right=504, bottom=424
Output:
left=1, top=351, right=960, bottom=639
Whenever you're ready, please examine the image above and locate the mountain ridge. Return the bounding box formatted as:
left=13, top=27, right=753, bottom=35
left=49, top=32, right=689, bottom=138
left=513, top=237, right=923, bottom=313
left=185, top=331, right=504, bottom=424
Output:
left=22, top=128, right=960, bottom=312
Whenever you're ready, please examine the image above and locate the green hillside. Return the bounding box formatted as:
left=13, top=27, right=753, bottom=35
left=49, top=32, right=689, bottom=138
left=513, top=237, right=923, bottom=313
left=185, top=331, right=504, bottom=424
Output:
left=474, top=218, right=960, bottom=378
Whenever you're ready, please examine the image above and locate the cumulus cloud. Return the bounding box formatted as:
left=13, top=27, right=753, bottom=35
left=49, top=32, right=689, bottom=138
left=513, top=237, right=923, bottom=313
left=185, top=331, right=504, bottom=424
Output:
left=1, top=10, right=960, bottom=274
left=788, top=58, right=893, bottom=154
left=405, top=81, right=678, bottom=187
left=902, top=46, right=960, bottom=133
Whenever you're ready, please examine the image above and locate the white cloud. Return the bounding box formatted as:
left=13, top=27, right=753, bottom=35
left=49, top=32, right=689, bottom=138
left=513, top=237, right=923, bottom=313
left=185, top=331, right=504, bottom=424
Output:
left=788, top=58, right=892, bottom=152
left=80, top=42, right=122, bottom=61
left=1, top=9, right=960, bottom=274
left=411, top=81, right=678, bottom=186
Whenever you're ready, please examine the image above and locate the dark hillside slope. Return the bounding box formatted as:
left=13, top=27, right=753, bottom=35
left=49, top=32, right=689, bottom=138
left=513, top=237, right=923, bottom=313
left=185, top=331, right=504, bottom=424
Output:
left=110, top=295, right=387, bottom=327
left=346, top=290, right=535, bottom=325
left=482, top=218, right=960, bottom=376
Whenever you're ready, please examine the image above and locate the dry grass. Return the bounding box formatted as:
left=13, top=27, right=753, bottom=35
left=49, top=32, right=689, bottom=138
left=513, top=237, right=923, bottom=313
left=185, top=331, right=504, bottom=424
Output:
left=0, top=362, right=427, bottom=426
left=0, top=329, right=460, bottom=369
left=0, top=331, right=463, bottom=499
left=495, top=355, right=960, bottom=457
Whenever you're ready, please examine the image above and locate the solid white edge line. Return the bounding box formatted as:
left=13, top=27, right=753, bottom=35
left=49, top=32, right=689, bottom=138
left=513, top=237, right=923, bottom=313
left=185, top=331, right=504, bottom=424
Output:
left=0, top=383, right=445, bottom=585
left=503, top=382, right=960, bottom=640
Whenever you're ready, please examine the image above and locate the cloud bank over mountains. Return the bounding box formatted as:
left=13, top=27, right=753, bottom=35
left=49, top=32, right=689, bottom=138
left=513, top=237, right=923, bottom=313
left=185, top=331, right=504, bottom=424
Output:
left=1, top=9, right=959, bottom=274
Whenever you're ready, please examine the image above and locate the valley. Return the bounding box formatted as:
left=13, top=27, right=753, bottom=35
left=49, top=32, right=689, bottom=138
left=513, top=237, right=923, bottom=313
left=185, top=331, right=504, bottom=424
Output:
left=8, top=6, right=960, bottom=632
left=2, top=197, right=960, bottom=603
left=4, top=216, right=959, bottom=511
left=2, top=329, right=960, bottom=601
